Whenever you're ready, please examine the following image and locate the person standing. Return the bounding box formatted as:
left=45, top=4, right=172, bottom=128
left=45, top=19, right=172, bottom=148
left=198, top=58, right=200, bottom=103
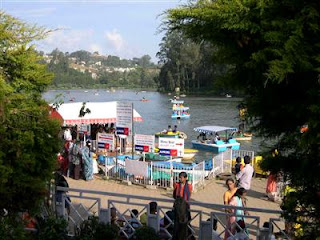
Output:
left=173, top=172, right=192, bottom=240
left=82, top=141, right=93, bottom=181
left=70, top=139, right=82, bottom=180
left=236, top=156, right=254, bottom=190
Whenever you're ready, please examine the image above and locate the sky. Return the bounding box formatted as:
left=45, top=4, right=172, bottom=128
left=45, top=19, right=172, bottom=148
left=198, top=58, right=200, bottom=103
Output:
left=1, top=0, right=186, bottom=62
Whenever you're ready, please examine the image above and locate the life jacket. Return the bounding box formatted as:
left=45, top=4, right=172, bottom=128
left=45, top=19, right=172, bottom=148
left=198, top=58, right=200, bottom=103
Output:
left=176, top=181, right=191, bottom=202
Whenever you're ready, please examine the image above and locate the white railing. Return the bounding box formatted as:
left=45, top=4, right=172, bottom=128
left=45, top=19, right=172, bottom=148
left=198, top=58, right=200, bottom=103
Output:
left=101, top=157, right=207, bottom=190
left=56, top=187, right=290, bottom=239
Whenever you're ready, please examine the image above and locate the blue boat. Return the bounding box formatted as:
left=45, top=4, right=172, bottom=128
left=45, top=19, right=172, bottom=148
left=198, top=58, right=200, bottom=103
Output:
left=192, top=126, right=240, bottom=153
left=172, top=106, right=190, bottom=119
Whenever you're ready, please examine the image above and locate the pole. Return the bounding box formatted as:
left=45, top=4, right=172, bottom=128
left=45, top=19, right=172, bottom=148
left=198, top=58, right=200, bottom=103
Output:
left=115, top=132, right=118, bottom=179
left=131, top=102, right=134, bottom=160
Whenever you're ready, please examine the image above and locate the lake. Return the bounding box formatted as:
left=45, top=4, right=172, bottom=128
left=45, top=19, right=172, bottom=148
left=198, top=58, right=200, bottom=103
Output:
left=43, top=89, right=262, bottom=162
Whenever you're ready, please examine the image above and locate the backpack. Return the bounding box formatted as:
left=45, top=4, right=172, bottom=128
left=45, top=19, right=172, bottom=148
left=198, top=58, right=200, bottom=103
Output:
left=173, top=196, right=188, bottom=224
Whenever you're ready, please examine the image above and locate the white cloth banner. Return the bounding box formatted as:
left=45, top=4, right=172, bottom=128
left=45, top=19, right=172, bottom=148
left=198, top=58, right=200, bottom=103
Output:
left=125, top=160, right=149, bottom=178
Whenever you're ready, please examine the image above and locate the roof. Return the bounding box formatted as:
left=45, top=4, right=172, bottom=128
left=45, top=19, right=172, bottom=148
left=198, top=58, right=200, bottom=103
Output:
left=50, top=101, right=143, bottom=126
left=173, top=107, right=189, bottom=110
left=194, top=126, right=237, bottom=134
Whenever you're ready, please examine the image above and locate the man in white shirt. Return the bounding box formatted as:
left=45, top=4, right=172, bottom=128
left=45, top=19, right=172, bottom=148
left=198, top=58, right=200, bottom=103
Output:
left=236, top=156, right=254, bottom=190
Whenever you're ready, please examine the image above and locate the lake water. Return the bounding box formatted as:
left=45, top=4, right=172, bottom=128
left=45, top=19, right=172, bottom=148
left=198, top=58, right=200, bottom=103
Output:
left=43, top=89, right=261, bottom=162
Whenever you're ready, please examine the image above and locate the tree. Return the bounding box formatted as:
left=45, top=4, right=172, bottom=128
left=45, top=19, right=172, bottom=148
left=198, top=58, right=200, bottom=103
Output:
left=0, top=11, right=61, bottom=215
left=166, top=0, right=320, bottom=238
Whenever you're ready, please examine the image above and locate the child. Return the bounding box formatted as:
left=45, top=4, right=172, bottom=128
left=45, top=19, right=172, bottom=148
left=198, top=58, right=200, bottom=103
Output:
left=235, top=157, right=244, bottom=175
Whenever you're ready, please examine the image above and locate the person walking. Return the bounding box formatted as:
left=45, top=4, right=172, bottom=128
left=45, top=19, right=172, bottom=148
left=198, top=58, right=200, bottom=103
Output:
left=236, top=156, right=254, bottom=190
left=82, top=141, right=93, bottom=181
left=223, top=178, right=237, bottom=240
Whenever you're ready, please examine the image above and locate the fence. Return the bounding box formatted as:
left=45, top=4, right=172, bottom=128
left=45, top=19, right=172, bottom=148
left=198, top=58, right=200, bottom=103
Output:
left=101, top=157, right=207, bottom=191
left=56, top=186, right=291, bottom=240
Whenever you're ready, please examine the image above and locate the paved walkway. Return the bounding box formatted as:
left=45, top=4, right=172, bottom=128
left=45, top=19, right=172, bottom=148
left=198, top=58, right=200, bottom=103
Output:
left=66, top=175, right=282, bottom=229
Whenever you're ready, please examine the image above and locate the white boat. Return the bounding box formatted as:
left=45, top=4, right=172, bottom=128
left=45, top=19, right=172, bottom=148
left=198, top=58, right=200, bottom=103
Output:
left=170, top=99, right=184, bottom=104
left=84, top=90, right=88, bottom=93
left=226, top=94, right=232, bottom=98
left=180, top=94, right=186, bottom=97
left=192, top=126, right=240, bottom=153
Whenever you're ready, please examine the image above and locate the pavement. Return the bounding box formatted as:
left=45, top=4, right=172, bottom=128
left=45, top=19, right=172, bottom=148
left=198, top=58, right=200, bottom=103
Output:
left=66, top=175, right=283, bottom=231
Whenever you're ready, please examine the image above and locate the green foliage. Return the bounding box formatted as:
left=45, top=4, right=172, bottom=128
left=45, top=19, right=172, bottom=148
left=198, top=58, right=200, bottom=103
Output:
left=0, top=216, right=30, bottom=240
left=37, top=216, right=69, bottom=240
left=166, top=0, right=320, bottom=238
left=157, top=30, right=234, bottom=94
left=74, top=216, right=118, bottom=240
left=0, top=11, right=61, bottom=213
left=134, top=226, right=160, bottom=240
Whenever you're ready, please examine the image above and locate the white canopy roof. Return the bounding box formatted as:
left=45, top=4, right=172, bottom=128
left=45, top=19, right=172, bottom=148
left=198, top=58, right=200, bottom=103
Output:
left=53, top=101, right=142, bottom=126
left=194, top=126, right=237, bottom=134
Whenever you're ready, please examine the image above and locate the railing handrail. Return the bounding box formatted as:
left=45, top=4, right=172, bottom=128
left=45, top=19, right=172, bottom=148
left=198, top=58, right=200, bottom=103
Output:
left=57, top=186, right=283, bottom=215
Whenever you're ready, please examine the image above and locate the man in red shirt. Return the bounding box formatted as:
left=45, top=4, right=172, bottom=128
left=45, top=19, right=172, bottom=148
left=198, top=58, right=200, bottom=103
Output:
left=173, top=172, right=192, bottom=202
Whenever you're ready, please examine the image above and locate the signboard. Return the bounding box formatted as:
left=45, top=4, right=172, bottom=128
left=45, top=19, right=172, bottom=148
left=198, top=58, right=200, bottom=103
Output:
left=158, top=137, right=184, bottom=157
left=77, top=124, right=90, bottom=134
left=116, top=102, right=133, bottom=135
left=97, top=133, right=114, bottom=151
left=134, top=134, right=155, bottom=153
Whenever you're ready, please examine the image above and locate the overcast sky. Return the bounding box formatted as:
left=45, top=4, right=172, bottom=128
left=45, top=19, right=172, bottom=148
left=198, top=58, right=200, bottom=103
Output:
left=1, top=0, right=186, bottom=62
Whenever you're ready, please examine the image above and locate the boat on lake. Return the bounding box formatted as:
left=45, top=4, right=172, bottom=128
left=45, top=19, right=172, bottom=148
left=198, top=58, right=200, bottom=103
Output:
left=170, top=99, right=184, bottom=104
left=192, top=126, right=240, bottom=153
left=155, top=130, right=187, bottom=139
left=220, top=132, right=253, bottom=141
left=172, top=106, right=190, bottom=119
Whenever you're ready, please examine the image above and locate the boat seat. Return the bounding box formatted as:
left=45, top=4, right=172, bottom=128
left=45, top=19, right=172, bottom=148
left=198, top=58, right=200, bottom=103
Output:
left=215, top=140, right=225, bottom=145
left=228, top=139, right=237, bottom=143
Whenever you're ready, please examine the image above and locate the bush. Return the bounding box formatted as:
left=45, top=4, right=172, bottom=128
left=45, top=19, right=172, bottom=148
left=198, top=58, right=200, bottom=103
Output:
left=0, top=216, right=29, bottom=240
left=134, top=226, right=160, bottom=240
left=75, top=216, right=118, bottom=240
left=37, top=216, right=69, bottom=240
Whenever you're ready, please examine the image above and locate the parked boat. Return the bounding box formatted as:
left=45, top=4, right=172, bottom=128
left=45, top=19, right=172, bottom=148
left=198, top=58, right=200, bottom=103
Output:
left=192, top=126, right=240, bottom=153
left=220, top=132, right=253, bottom=141
left=140, top=98, right=150, bottom=102
left=155, top=131, right=187, bottom=139
left=180, top=94, right=187, bottom=97
left=170, top=99, right=184, bottom=104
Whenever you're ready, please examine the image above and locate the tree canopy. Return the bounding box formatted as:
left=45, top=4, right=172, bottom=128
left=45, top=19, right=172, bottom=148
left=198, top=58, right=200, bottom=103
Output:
left=166, top=0, right=320, bottom=238
left=0, top=11, right=61, bottom=214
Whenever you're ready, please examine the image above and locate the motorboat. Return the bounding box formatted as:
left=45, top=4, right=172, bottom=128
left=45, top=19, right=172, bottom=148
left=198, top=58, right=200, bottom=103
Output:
left=220, top=132, right=253, bottom=141
left=182, top=148, right=198, bottom=161
left=172, top=107, right=190, bottom=119
left=140, top=98, right=150, bottom=102
left=192, top=126, right=240, bottom=153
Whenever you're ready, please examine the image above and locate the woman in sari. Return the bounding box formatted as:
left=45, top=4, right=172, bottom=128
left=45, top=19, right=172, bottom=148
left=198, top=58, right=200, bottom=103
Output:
left=82, top=141, right=93, bottom=181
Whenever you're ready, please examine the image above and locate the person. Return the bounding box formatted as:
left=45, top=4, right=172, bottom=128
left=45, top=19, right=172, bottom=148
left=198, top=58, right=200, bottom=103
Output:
left=266, top=173, right=278, bottom=201
left=63, top=127, right=72, bottom=141
left=173, top=125, right=178, bottom=133
left=225, top=188, right=248, bottom=240
left=214, top=133, right=221, bottom=142
left=125, top=209, right=141, bottom=234
left=236, top=156, right=254, bottom=190
left=224, top=178, right=237, bottom=205
left=234, top=157, right=244, bottom=175
left=140, top=201, right=157, bottom=226
left=70, top=139, right=82, bottom=180
left=82, top=141, right=93, bottom=181
left=168, top=125, right=173, bottom=132
left=173, top=172, right=193, bottom=240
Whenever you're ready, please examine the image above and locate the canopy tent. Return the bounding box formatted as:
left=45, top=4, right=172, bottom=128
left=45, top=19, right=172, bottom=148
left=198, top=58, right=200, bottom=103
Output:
left=50, top=101, right=143, bottom=126
left=194, top=126, right=237, bottom=134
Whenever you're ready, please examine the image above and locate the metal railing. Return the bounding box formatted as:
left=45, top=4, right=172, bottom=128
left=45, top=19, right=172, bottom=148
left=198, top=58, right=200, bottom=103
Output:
left=56, top=187, right=290, bottom=239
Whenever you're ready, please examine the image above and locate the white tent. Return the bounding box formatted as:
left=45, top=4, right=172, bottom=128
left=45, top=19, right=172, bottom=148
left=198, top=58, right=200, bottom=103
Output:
left=52, top=102, right=142, bottom=126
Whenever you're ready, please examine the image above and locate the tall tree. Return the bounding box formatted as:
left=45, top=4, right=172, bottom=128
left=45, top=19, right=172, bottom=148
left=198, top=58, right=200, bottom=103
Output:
left=0, top=12, right=61, bottom=214
left=166, top=0, right=320, bottom=238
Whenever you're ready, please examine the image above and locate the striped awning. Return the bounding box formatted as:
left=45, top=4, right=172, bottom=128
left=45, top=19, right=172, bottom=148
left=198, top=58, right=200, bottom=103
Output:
left=50, top=101, right=143, bottom=126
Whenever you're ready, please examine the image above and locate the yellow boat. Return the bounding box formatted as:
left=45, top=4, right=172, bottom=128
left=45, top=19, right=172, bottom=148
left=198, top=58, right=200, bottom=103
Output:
left=155, top=131, right=187, bottom=139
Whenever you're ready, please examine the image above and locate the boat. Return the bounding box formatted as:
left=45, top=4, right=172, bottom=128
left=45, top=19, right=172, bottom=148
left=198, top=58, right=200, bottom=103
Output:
left=180, top=94, right=187, bottom=97
left=140, top=98, right=150, bottom=102
left=170, top=99, right=184, bottom=104
left=155, top=131, right=187, bottom=139
left=192, top=126, right=240, bottom=153
left=226, top=94, right=232, bottom=98
left=172, top=107, right=190, bottom=119
left=220, top=132, right=253, bottom=141
left=84, top=90, right=88, bottom=93
left=182, top=148, right=198, bottom=161
left=94, top=92, right=99, bottom=96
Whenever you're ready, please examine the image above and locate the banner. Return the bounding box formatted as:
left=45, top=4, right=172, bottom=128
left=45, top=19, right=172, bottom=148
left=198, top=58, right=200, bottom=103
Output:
left=125, top=160, right=149, bottom=178
left=97, top=133, right=114, bottom=151
left=116, top=102, right=132, bottom=135
left=134, top=134, right=155, bottom=153
left=158, top=137, right=184, bottom=157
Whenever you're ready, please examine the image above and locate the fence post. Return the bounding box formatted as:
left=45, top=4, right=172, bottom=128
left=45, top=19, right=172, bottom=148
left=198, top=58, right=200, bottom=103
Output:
left=170, top=162, right=173, bottom=188
left=150, top=161, right=153, bottom=186
left=192, top=166, right=195, bottom=190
